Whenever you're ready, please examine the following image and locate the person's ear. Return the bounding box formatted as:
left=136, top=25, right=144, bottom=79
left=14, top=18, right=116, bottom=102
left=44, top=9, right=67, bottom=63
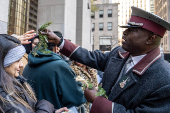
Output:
left=146, top=34, right=157, bottom=45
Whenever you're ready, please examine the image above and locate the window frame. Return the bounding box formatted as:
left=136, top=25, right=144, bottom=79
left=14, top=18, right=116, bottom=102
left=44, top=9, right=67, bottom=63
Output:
left=108, top=9, right=112, bottom=17
left=92, top=23, right=95, bottom=31
left=99, top=23, right=104, bottom=31
left=99, top=10, right=103, bottom=18
left=107, top=22, right=112, bottom=31
left=91, top=12, right=95, bottom=18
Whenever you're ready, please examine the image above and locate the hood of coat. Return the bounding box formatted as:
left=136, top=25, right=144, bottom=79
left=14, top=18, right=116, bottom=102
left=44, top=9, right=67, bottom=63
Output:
left=28, top=49, right=62, bottom=67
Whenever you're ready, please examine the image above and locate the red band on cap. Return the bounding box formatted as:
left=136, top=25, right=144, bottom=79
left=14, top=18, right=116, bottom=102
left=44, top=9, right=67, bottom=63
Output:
left=129, top=16, right=166, bottom=37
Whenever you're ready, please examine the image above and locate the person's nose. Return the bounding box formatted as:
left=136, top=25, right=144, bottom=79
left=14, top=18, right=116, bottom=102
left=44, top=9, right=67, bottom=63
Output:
left=19, top=61, right=24, bottom=68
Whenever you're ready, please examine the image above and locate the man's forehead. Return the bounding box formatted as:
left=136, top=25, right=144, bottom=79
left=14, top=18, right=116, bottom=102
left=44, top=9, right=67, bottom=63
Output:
left=125, top=27, right=152, bottom=34
left=125, top=27, right=142, bottom=31
left=127, top=27, right=147, bottom=31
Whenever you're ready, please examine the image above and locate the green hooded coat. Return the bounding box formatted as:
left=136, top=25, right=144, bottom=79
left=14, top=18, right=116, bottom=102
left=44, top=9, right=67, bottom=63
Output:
left=23, top=50, right=86, bottom=109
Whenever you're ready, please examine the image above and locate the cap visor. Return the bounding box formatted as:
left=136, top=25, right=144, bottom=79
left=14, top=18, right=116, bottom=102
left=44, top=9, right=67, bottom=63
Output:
left=119, top=25, right=142, bottom=28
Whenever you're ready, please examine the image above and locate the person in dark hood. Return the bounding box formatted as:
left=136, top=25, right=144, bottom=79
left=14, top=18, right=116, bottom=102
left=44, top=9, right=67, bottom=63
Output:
left=23, top=35, right=86, bottom=110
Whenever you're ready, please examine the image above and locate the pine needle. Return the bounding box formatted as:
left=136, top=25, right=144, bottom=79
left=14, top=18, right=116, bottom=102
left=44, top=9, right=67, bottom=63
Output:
left=32, top=22, right=52, bottom=57
left=75, top=77, right=108, bottom=99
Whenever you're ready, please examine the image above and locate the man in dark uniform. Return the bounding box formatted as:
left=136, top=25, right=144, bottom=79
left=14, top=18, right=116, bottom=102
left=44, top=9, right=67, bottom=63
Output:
left=42, top=6, right=170, bottom=113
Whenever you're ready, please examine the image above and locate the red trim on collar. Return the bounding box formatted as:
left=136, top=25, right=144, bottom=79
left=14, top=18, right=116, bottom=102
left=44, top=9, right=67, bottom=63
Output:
left=118, top=50, right=130, bottom=58
left=118, top=47, right=161, bottom=75
left=133, top=47, right=161, bottom=75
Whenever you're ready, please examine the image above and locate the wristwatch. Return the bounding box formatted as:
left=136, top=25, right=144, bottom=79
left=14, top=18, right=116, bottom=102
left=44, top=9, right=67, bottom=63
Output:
left=57, top=38, right=63, bottom=47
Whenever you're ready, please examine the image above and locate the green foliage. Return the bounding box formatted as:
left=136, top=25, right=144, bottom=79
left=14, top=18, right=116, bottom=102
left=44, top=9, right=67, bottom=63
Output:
left=91, top=0, right=99, bottom=13
left=82, top=80, right=94, bottom=90
left=83, top=84, right=86, bottom=90
left=32, top=22, right=52, bottom=57
left=85, top=79, right=108, bottom=99
left=39, top=22, right=52, bottom=31
left=95, top=85, right=108, bottom=99
left=88, top=79, right=94, bottom=89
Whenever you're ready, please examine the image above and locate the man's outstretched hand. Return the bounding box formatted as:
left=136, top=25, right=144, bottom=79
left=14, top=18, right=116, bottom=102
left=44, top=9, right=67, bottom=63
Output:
left=40, top=29, right=60, bottom=45
left=84, top=87, right=98, bottom=103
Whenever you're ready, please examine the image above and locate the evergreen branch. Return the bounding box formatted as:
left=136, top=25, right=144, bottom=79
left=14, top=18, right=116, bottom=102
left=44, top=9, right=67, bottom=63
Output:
left=32, top=22, right=52, bottom=56
left=76, top=77, right=108, bottom=99
left=95, top=85, right=108, bottom=99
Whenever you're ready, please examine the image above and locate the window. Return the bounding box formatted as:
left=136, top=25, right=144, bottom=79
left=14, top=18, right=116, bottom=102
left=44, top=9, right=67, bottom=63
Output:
left=107, top=22, right=112, bottom=30
left=100, top=45, right=111, bottom=51
left=99, top=23, right=103, bottom=31
left=87, top=3, right=90, bottom=9
left=91, top=12, right=95, bottom=18
left=108, top=9, right=112, bottom=17
left=99, top=36, right=111, bottom=51
left=99, top=10, right=103, bottom=18
left=92, top=23, right=95, bottom=31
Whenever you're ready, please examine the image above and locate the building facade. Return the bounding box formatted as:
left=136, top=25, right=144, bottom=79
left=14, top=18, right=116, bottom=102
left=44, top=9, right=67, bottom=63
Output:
left=0, top=0, right=9, bottom=34
left=76, top=0, right=92, bottom=49
left=0, top=0, right=38, bottom=35
left=28, top=0, right=38, bottom=31
left=37, top=0, right=92, bottom=50
left=92, top=3, right=119, bottom=51
left=8, top=0, right=30, bottom=35
left=94, top=0, right=110, bottom=4
left=155, top=0, right=170, bottom=53
left=150, top=0, right=154, bottom=13
left=0, top=0, right=92, bottom=50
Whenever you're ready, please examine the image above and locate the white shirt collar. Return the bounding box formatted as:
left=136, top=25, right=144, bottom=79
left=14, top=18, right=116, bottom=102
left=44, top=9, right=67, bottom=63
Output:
left=131, top=54, right=147, bottom=66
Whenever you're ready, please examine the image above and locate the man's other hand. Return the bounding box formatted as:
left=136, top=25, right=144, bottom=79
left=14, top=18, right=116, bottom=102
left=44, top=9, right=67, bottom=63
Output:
left=84, top=87, right=98, bottom=103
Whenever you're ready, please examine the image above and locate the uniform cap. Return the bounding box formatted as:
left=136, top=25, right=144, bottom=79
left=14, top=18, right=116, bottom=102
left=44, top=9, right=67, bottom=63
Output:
left=119, top=6, right=170, bottom=37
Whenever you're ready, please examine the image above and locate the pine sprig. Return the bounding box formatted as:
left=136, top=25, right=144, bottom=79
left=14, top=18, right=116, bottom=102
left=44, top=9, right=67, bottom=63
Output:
left=32, top=22, right=52, bottom=57
left=39, top=22, right=52, bottom=31
left=82, top=79, right=94, bottom=90
left=87, top=79, right=94, bottom=89
left=95, top=85, right=108, bottom=99
left=76, top=77, right=108, bottom=99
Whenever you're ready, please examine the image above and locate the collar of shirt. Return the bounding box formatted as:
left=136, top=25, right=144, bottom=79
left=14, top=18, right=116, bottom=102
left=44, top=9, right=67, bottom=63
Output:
left=125, top=54, right=146, bottom=73
left=118, top=47, right=161, bottom=75
left=131, top=54, right=147, bottom=66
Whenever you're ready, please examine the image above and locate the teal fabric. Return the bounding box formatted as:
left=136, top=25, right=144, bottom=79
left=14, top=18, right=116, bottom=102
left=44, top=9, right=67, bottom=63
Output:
left=23, top=50, right=86, bottom=109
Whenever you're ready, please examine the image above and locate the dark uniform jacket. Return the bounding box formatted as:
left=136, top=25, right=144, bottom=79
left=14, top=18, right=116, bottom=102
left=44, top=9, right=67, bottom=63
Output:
left=0, top=76, right=55, bottom=113
left=23, top=50, right=86, bottom=109
left=60, top=39, right=170, bottom=113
